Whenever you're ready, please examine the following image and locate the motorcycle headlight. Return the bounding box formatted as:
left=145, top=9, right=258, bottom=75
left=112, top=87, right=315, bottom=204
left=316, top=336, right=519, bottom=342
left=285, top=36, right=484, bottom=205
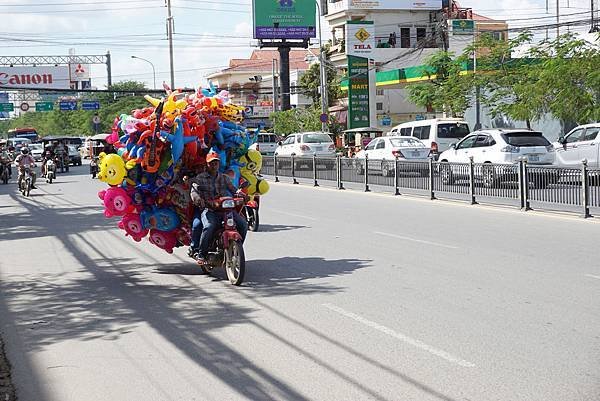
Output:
left=221, top=199, right=235, bottom=209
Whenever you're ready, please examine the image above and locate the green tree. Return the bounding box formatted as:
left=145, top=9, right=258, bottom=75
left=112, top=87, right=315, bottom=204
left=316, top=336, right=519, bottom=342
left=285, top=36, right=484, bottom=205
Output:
left=269, top=106, right=324, bottom=136
left=299, top=58, right=342, bottom=107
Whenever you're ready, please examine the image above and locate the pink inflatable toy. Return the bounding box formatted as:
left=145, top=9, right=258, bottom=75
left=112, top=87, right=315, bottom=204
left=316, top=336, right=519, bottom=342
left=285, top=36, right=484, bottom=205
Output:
left=118, top=213, right=149, bottom=242
left=98, top=187, right=134, bottom=218
left=148, top=229, right=178, bottom=253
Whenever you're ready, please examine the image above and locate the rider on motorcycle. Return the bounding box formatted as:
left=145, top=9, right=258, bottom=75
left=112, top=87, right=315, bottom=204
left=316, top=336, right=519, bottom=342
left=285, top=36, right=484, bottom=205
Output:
left=14, top=147, right=37, bottom=189
left=188, top=152, right=248, bottom=265
left=0, top=144, right=13, bottom=179
left=41, top=145, right=56, bottom=177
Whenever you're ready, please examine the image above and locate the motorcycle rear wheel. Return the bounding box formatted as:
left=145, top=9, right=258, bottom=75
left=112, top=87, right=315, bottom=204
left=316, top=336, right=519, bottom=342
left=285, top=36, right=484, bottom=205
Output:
left=224, top=240, right=245, bottom=286
left=245, top=206, right=259, bottom=232
left=48, top=174, right=53, bottom=184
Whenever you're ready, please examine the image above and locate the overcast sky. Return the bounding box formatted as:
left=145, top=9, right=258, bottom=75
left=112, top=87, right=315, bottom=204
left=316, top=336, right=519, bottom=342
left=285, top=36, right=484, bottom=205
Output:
left=0, top=0, right=596, bottom=90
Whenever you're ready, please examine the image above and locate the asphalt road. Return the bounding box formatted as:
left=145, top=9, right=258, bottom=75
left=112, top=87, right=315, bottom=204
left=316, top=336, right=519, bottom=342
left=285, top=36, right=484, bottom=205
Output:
left=0, top=164, right=599, bottom=401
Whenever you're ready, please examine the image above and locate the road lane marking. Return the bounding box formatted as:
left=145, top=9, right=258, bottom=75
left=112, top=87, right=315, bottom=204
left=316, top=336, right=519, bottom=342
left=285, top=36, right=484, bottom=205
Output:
left=270, top=210, right=318, bottom=221
left=585, top=274, right=600, bottom=280
left=323, top=303, right=475, bottom=368
left=373, top=231, right=458, bottom=250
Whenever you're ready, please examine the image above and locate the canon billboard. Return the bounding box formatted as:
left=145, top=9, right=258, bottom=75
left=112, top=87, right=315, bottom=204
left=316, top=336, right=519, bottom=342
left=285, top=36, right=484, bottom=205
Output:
left=0, top=66, right=70, bottom=90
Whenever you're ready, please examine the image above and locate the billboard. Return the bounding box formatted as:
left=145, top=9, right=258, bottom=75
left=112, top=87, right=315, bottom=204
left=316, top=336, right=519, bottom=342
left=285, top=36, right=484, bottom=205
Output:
left=253, top=0, right=316, bottom=40
left=346, top=21, right=375, bottom=58
left=69, top=62, right=91, bottom=82
left=0, top=66, right=70, bottom=90
left=349, top=0, right=441, bottom=10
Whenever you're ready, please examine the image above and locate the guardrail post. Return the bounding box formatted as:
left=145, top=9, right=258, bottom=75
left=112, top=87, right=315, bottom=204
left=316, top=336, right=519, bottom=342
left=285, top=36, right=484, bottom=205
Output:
left=364, top=153, right=370, bottom=192
left=517, top=159, right=525, bottom=209
left=312, top=153, right=319, bottom=187
left=394, top=156, right=400, bottom=196
left=428, top=158, right=436, bottom=200
left=581, top=159, right=591, bottom=218
left=522, top=160, right=531, bottom=211
left=291, top=155, right=298, bottom=184
left=273, top=155, right=279, bottom=182
left=337, top=155, right=345, bottom=190
left=469, top=156, right=477, bottom=205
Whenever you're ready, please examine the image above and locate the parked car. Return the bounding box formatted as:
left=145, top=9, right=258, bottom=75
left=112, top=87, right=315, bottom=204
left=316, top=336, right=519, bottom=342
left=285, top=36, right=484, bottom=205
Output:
left=438, top=129, right=557, bottom=188
left=275, top=132, right=336, bottom=169
left=387, top=118, right=470, bottom=159
left=67, top=145, right=82, bottom=166
left=354, top=136, right=431, bottom=176
left=29, top=143, right=44, bottom=162
left=250, top=132, right=279, bottom=156
left=553, top=123, right=600, bottom=168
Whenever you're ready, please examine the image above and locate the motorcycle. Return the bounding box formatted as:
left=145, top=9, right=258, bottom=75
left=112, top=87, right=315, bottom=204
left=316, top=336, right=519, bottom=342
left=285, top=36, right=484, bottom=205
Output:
left=200, top=196, right=247, bottom=285
left=45, top=158, right=56, bottom=184
left=0, top=161, right=10, bottom=184
left=90, top=156, right=99, bottom=178
left=19, top=164, right=33, bottom=197
left=243, top=195, right=260, bottom=232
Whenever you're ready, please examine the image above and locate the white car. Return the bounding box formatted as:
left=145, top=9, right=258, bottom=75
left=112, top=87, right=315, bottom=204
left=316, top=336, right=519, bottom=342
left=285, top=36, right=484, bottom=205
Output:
left=553, top=123, right=600, bottom=168
left=250, top=132, right=279, bottom=156
left=355, top=136, right=431, bottom=176
left=29, top=143, right=44, bottom=162
left=438, top=129, right=557, bottom=187
left=275, top=132, right=336, bottom=170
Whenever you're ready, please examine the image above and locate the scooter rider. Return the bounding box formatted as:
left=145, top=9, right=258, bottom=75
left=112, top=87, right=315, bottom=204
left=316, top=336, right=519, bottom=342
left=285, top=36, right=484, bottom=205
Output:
left=189, top=152, right=248, bottom=265
left=0, top=144, right=12, bottom=179
left=14, top=147, right=37, bottom=189
left=41, top=145, right=56, bottom=177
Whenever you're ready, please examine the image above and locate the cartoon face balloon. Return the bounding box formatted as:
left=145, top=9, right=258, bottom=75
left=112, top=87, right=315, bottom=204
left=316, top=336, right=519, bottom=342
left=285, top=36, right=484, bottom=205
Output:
left=97, top=153, right=128, bottom=186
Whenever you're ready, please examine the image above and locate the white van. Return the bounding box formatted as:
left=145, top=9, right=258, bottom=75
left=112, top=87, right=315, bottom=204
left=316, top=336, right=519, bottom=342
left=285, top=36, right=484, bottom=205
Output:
left=388, top=118, right=470, bottom=159
left=7, top=138, right=32, bottom=151
left=250, top=132, right=279, bottom=156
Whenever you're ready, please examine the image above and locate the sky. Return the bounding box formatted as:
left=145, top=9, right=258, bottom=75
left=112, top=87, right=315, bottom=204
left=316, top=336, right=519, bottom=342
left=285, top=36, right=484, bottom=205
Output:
left=0, top=0, right=597, bottom=90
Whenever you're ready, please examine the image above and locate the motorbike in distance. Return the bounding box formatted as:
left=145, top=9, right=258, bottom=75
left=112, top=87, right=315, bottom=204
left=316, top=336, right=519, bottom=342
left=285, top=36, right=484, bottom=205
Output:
left=18, top=164, right=34, bottom=197
left=200, top=196, right=247, bottom=285
left=45, top=158, right=57, bottom=184
left=0, top=160, right=10, bottom=185
left=90, top=156, right=99, bottom=178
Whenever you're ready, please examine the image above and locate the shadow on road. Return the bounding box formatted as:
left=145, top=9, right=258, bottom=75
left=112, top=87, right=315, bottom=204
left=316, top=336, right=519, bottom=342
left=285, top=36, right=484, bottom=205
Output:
left=254, top=224, right=307, bottom=233
left=0, top=185, right=462, bottom=401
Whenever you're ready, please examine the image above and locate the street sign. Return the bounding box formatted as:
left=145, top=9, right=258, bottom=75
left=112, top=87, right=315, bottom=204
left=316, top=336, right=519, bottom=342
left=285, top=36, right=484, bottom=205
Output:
left=36, top=102, right=54, bottom=112
left=0, top=103, right=14, bottom=112
left=92, top=115, right=101, bottom=124
left=59, top=101, right=78, bottom=111
left=381, top=115, right=392, bottom=126
left=415, top=114, right=425, bottom=121
left=20, top=103, right=30, bottom=112
left=320, top=113, right=328, bottom=123
left=82, top=101, right=100, bottom=110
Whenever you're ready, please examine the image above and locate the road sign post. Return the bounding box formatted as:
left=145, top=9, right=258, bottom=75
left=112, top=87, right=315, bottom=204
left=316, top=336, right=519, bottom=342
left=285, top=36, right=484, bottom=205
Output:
left=59, top=101, right=78, bottom=111
left=82, top=101, right=100, bottom=111
left=0, top=103, right=14, bottom=112
left=36, top=102, right=54, bottom=112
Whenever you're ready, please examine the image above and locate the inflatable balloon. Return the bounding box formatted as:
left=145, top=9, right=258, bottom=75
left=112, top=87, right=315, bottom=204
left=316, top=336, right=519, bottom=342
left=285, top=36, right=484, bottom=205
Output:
left=118, top=213, right=149, bottom=242
left=98, top=187, right=134, bottom=218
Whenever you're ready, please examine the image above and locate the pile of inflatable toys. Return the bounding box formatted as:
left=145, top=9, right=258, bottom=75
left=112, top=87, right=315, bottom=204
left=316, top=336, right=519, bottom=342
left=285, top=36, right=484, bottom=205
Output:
left=96, top=82, right=269, bottom=253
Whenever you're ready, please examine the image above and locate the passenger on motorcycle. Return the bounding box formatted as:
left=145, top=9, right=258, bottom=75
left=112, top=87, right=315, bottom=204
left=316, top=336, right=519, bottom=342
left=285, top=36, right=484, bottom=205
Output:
left=14, top=147, right=37, bottom=189
left=41, top=146, right=56, bottom=177
left=188, top=152, right=248, bottom=265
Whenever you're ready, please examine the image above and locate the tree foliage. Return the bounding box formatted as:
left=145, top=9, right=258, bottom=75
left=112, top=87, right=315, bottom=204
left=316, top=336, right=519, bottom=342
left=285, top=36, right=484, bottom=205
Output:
left=299, top=57, right=342, bottom=107
left=269, top=106, right=324, bottom=136
left=406, top=32, right=600, bottom=127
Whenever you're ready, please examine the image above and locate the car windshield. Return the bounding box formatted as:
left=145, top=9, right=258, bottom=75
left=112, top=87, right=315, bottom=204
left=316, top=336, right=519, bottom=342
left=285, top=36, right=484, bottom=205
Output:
left=302, top=133, right=332, bottom=143
left=501, top=132, right=550, bottom=146
left=437, top=123, right=470, bottom=138
left=389, top=137, right=424, bottom=147
left=29, top=144, right=43, bottom=151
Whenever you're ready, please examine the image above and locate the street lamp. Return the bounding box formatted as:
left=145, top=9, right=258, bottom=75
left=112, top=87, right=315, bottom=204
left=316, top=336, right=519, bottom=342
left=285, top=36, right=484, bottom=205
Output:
left=315, top=0, right=328, bottom=132
left=131, top=55, right=156, bottom=90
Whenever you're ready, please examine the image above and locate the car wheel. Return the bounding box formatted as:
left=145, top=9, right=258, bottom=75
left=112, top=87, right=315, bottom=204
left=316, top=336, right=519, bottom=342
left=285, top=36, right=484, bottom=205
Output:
left=439, top=162, right=454, bottom=185
left=482, top=164, right=497, bottom=188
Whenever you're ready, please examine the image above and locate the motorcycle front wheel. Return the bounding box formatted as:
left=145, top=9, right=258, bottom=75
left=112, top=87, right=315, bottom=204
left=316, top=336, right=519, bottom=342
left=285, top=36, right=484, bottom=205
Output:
left=224, top=240, right=245, bottom=286
left=25, top=179, right=31, bottom=197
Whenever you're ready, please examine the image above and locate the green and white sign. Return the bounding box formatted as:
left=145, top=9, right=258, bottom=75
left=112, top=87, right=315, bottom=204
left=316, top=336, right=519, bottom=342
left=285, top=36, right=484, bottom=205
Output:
left=452, top=19, right=475, bottom=35
left=253, top=0, right=316, bottom=40
left=348, top=55, right=370, bottom=129
left=0, top=103, right=14, bottom=112
left=36, top=101, right=54, bottom=112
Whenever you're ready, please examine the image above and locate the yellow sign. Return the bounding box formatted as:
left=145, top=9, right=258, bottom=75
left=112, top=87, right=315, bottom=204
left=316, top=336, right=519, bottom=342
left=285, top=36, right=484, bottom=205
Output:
left=355, top=28, right=370, bottom=43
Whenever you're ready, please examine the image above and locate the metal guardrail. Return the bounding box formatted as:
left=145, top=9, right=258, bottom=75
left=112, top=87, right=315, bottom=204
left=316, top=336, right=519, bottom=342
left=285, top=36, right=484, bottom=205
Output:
left=264, top=155, right=599, bottom=218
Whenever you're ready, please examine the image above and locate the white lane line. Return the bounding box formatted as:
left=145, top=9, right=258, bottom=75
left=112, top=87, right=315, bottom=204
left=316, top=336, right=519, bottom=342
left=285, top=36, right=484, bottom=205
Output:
left=373, top=231, right=458, bottom=250
left=585, top=274, right=600, bottom=280
left=270, top=210, right=318, bottom=221
left=323, top=303, right=475, bottom=368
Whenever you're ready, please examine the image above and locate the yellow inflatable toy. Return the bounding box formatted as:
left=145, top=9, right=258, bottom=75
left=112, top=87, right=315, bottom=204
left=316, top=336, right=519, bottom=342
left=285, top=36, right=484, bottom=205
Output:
left=240, top=149, right=270, bottom=197
left=97, top=152, right=136, bottom=186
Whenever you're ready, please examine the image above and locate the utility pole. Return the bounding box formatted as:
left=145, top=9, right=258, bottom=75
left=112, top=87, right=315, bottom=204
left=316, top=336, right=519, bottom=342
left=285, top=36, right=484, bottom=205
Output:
left=106, top=51, right=112, bottom=87
left=556, top=0, right=560, bottom=39
left=166, top=0, right=175, bottom=89
left=272, top=59, right=278, bottom=113
left=279, top=45, right=291, bottom=111
left=316, top=0, right=328, bottom=132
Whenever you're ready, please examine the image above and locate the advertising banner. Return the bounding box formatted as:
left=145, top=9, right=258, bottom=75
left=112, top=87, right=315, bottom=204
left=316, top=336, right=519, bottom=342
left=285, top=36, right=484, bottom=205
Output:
left=451, top=19, right=475, bottom=35
left=253, top=0, right=316, bottom=40
left=348, top=55, right=370, bottom=129
left=349, top=0, right=441, bottom=10
left=0, top=66, right=70, bottom=90
left=69, top=62, right=91, bottom=82
left=346, top=21, right=375, bottom=58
